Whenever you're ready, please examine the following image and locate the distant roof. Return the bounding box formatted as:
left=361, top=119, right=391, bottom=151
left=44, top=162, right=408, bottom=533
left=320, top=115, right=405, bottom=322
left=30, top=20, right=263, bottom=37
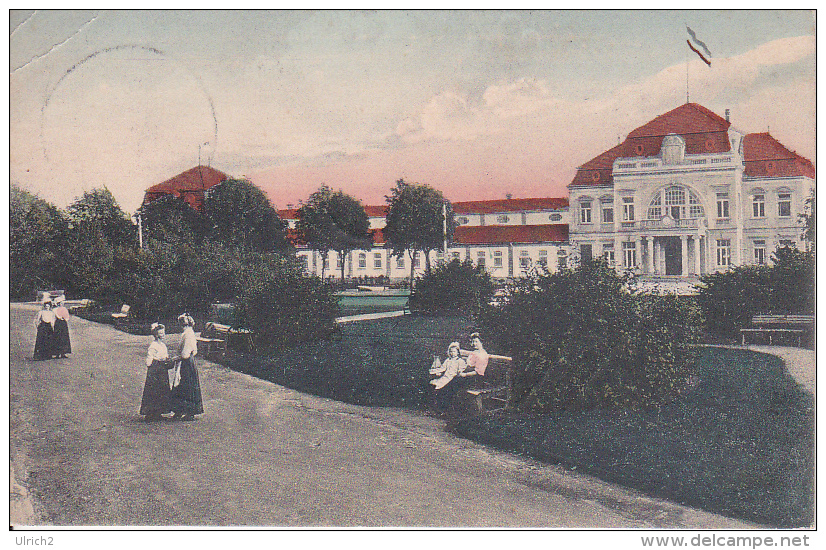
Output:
left=454, top=224, right=569, bottom=245
left=743, top=132, right=815, bottom=179
left=453, top=197, right=568, bottom=214
left=143, top=166, right=229, bottom=211
left=570, top=103, right=733, bottom=188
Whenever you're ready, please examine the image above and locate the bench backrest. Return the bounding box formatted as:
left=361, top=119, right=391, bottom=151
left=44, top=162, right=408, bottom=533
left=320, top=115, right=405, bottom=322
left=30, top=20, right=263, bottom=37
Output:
left=477, top=356, right=513, bottom=386
left=752, top=314, right=814, bottom=326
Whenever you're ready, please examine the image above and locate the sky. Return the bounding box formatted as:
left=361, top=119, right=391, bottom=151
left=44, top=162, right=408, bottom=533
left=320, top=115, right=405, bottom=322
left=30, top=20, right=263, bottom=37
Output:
left=8, top=9, right=816, bottom=214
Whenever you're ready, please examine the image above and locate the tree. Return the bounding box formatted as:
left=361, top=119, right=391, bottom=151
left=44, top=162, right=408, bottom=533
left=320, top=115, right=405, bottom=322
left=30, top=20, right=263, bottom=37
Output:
left=297, top=185, right=372, bottom=282
left=800, top=188, right=815, bottom=251
left=10, top=185, right=70, bottom=299
left=383, top=179, right=454, bottom=283
left=408, top=258, right=495, bottom=316
left=203, top=178, right=290, bottom=253
left=140, top=195, right=209, bottom=245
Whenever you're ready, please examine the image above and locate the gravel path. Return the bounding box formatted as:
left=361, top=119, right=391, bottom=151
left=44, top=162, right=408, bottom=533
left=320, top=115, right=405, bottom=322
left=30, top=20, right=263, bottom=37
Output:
left=10, top=303, right=757, bottom=528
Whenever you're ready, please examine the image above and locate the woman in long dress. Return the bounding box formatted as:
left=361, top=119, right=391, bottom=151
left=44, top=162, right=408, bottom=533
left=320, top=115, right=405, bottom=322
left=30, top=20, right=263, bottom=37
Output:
left=140, top=323, right=174, bottom=421
left=169, top=313, right=204, bottom=421
left=52, top=295, right=72, bottom=358
left=33, top=299, right=57, bottom=360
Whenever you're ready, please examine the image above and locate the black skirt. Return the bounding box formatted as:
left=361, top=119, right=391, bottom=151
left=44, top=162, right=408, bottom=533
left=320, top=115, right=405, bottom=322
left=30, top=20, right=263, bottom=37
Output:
left=53, top=318, right=72, bottom=356
left=140, top=359, right=173, bottom=416
left=33, top=322, right=55, bottom=360
left=169, top=356, right=204, bottom=415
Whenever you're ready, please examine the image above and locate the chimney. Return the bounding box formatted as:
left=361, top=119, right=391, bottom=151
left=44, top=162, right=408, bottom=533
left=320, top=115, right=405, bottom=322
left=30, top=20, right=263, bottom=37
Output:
left=725, top=109, right=730, bottom=122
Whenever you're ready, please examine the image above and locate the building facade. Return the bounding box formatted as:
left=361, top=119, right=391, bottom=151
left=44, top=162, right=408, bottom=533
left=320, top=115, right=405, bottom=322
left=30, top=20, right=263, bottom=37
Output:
left=568, top=103, right=814, bottom=279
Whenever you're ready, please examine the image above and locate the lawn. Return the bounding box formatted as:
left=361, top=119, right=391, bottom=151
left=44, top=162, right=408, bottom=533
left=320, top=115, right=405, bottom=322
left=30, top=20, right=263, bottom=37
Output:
left=192, top=315, right=816, bottom=527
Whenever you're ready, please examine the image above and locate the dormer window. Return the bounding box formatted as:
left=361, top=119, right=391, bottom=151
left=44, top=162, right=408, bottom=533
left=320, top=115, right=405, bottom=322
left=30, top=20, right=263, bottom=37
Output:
left=661, top=134, right=686, bottom=164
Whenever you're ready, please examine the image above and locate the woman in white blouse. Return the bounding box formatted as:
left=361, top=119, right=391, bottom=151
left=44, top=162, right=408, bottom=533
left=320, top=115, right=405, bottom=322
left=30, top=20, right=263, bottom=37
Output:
left=140, top=323, right=174, bottom=421
left=429, top=342, right=472, bottom=412
left=169, top=313, right=204, bottom=421
left=33, top=299, right=57, bottom=360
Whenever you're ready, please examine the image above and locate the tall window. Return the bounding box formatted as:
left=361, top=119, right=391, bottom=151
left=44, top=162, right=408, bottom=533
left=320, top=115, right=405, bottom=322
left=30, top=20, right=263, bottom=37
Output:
left=358, top=253, right=367, bottom=269
left=323, top=256, right=330, bottom=270
left=622, top=197, right=635, bottom=222
left=752, top=194, right=765, bottom=218
left=649, top=186, right=704, bottom=220
left=716, top=239, right=731, bottom=266
left=580, top=201, right=592, bottom=224
left=519, top=250, right=530, bottom=270
left=299, top=255, right=309, bottom=272
left=396, top=256, right=404, bottom=269
left=716, top=193, right=730, bottom=218
left=537, top=249, right=547, bottom=267
left=622, top=241, right=636, bottom=268
left=493, top=250, right=503, bottom=267
left=753, top=240, right=766, bottom=265
left=413, top=252, right=420, bottom=268
left=557, top=250, right=567, bottom=269
left=778, top=193, right=792, bottom=217
left=476, top=250, right=486, bottom=267
left=374, top=253, right=382, bottom=269
left=603, top=243, right=615, bottom=266
left=601, top=197, right=614, bottom=224
left=336, top=255, right=344, bottom=269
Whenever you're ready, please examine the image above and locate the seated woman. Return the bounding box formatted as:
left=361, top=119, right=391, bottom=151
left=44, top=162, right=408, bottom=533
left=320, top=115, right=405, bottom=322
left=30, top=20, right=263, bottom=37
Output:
left=460, top=332, right=490, bottom=377
left=429, top=341, right=474, bottom=412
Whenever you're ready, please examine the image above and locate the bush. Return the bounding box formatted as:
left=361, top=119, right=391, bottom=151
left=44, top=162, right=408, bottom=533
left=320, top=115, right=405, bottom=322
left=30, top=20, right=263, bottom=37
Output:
left=408, top=259, right=495, bottom=316
left=696, top=247, right=815, bottom=340
left=480, top=259, right=702, bottom=412
left=237, top=256, right=340, bottom=355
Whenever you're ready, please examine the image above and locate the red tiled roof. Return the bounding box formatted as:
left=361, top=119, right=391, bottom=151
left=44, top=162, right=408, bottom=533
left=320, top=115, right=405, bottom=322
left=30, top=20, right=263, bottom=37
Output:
left=143, top=166, right=229, bottom=211
left=454, top=224, right=568, bottom=245
left=453, top=197, right=568, bottom=214
left=364, top=205, right=388, bottom=217
left=743, top=133, right=815, bottom=179
left=570, top=103, right=733, bottom=188
left=277, top=208, right=300, bottom=219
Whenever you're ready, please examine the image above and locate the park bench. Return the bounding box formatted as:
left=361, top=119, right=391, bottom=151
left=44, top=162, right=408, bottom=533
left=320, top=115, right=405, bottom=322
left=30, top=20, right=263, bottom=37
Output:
left=111, top=304, right=130, bottom=321
left=464, top=354, right=514, bottom=414
left=36, top=289, right=65, bottom=303
left=740, top=314, right=815, bottom=347
left=198, top=322, right=256, bottom=358
left=68, top=299, right=91, bottom=314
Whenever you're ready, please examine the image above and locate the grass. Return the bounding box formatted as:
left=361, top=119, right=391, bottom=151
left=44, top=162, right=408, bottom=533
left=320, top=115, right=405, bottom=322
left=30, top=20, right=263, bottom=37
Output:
left=103, top=312, right=814, bottom=527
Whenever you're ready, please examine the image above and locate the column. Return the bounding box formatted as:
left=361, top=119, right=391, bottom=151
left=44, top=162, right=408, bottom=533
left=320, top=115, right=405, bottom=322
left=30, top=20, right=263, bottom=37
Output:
left=680, top=234, right=688, bottom=277
left=694, top=236, right=701, bottom=276
left=633, top=236, right=641, bottom=270
left=647, top=237, right=655, bottom=274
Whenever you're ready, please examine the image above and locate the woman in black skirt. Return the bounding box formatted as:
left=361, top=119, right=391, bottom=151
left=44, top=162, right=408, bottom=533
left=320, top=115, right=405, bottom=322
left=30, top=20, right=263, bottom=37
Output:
left=140, top=323, right=174, bottom=421
left=33, top=299, right=57, bottom=360
left=52, top=295, right=72, bottom=358
left=169, top=313, right=204, bottom=421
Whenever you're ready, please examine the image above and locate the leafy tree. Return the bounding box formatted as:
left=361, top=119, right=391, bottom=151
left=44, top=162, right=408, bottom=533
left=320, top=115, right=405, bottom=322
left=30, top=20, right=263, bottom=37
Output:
left=9, top=185, right=70, bottom=299
left=383, top=179, right=454, bottom=282
left=140, top=195, right=209, bottom=245
left=800, top=188, right=815, bottom=250
left=480, top=259, right=701, bottom=412
left=409, top=259, right=495, bottom=317
left=297, top=185, right=372, bottom=281
left=203, top=178, right=290, bottom=253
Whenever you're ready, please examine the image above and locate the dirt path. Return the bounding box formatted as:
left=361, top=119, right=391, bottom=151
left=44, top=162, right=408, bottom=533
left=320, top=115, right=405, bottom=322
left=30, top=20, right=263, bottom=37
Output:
left=9, top=303, right=755, bottom=528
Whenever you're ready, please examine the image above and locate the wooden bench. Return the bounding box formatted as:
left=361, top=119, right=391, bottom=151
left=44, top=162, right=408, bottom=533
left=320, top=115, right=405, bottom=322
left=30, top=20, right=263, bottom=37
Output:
left=740, top=314, right=814, bottom=347
left=463, top=354, right=513, bottom=414
left=111, top=304, right=130, bottom=321
left=198, top=322, right=230, bottom=359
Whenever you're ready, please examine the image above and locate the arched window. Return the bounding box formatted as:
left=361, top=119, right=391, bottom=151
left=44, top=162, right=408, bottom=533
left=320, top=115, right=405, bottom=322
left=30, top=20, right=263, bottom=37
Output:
left=647, top=185, right=704, bottom=220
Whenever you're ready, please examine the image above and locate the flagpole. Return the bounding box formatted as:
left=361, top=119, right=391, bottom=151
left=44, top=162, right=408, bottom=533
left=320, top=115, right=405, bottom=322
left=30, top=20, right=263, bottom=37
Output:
left=686, top=36, right=690, bottom=103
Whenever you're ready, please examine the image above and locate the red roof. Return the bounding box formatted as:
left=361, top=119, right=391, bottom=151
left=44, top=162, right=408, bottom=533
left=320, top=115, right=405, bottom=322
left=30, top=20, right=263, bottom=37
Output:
left=277, top=208, right=300, bottom=219
left=143, top=166, right=229, bottom=211
left=453, top=197, right=568, bottom=214
left=454, top=224, right=568, bottom=245
left=570, top=103, right=733, bottom=188
left=364, top=205, right=388, bottom=217
left=743, top=133, right=815, bottom=179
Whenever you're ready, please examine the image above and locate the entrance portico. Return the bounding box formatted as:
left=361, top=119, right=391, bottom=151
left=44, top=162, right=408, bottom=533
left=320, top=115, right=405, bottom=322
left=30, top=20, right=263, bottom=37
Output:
left=638, top=233, right=705, bottom=277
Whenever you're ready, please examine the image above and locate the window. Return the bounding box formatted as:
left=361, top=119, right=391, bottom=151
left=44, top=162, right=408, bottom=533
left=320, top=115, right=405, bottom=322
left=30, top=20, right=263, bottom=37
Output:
left=649, top=186, right=704, bottom=220
left=519, top=250, right=530, bottom=270
left=457, top=216, right=469, bottom=225
left=374, top=253, right=382, bottom=269
left=299, top=255, right=309, bottom=271
left=549, top=213, right=563, bottom=222
left=778, top=193, right=792, bottom=217
left=580, top=244, right=592, bottom=262
left=753, top=194, right=765, bottom=218
left=716, top=193, right=730, bottom=218
left=622, top=197, right=635, bottom=222
left=413, top=252, right=420, bottom=268
left=557, top=250, right=567, bottom=269
left=396, top=256, right=404, bottom=269
left=580, top=201, right=592, bottom=224
left=779, top=239, right=796, bottom=249
left=496, top=215, right=510, bottom=223
left=716, top=239, right=731, bottom=266
left=537, top=250, right=547, bottom=267
left=622, top=241, right=637, bottom=268
left=601, top=202, right=614, bottom=223
left=493, top=250, right=503, bottom=267
left=753, top=240, right=766, bottom=265
left=603, top=243, right=615, bottom=266
left=358, top=253, right=367, bottom=269
left=323, top=255, right=330, bottom=270
left=336, top=255, right=344, bottom=269
left=476, top=250, right=486, bottom=267
left=648, top=194, right=662, bottom=219
left=451, top=251, right=461, bottom=260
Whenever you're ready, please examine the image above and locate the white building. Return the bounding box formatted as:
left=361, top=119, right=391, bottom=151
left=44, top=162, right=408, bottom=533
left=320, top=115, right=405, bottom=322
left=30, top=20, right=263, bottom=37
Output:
left=568, top=103, right=814, bottom=279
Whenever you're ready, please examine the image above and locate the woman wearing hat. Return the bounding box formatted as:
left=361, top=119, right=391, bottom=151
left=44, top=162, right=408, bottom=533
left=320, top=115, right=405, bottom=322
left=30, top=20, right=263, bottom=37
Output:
left=33, top=298, right=57, bottom=360
left=169, top=313, right=204, bottom=421
left=52, top=295, right=72, bottom=358
left=140, top=323, right=174, bottom=421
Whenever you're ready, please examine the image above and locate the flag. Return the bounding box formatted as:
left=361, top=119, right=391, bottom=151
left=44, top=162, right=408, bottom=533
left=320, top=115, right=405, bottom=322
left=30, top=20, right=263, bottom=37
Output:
left=686, top=26, right=712, bottom=66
